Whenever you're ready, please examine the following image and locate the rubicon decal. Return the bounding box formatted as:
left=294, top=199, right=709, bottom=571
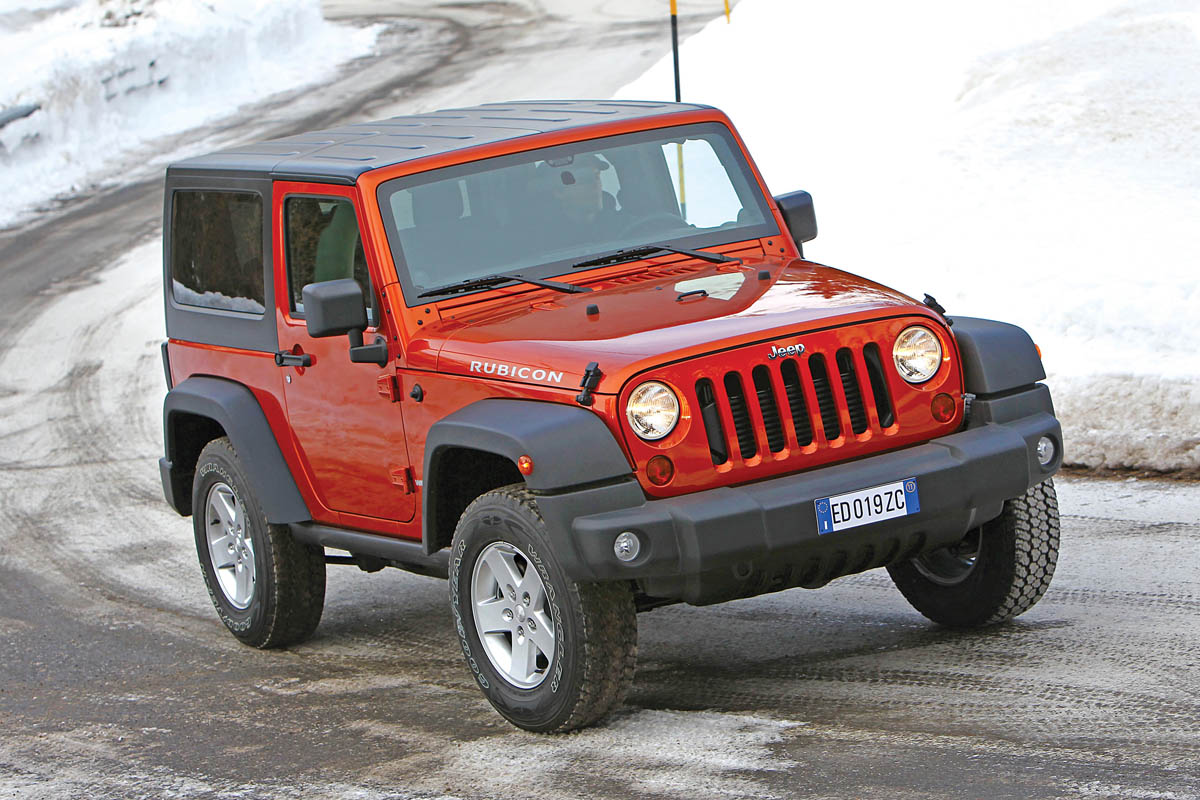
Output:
left=469, top=360, right=565, bottom=384
left=768, top=342, right=805, bottom=359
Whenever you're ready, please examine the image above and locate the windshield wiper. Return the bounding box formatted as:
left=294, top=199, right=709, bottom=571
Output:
left=572, top=244, right=740, bottom=270
left=417, top=272, right=592, bottom=299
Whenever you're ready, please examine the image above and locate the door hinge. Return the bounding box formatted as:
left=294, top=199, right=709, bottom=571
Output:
left=389, top=466, right=416, bottom=494
left=377, top=374, right=400, bottom=402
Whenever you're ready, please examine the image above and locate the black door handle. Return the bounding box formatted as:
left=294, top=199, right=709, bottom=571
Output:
left=274, top=351, right=312, bottom=367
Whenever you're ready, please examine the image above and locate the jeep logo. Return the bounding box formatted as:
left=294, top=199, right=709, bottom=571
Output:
left=768, top=343, right=806, bottom=359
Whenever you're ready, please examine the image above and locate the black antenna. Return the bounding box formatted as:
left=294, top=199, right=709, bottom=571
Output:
left=671, top=0, right=681, bottom=102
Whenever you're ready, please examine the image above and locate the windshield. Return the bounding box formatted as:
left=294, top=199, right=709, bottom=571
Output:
left=376, top=122, right=777, bottom=303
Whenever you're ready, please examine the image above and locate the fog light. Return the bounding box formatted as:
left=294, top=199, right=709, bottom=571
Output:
left=645, top=455, right=675, bottom=486
left=614, top=532, right=640, bottom=562
left=1036, top=436, right=1055, bottom=466
left=930, top=392, right=956, bottom=423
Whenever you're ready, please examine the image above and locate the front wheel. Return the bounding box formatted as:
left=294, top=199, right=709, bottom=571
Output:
left=887, top=478, right=1060, bottom=628
left=449, top=485, right=637, bottom=732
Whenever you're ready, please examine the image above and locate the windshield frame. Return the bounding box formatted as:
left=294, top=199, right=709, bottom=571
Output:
left=375, top=122, right=779, bottom=307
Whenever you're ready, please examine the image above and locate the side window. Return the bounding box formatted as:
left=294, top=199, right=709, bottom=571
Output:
left=284, top=196, right=375, bottom=325
left=170, top=190, right=265, bottom=313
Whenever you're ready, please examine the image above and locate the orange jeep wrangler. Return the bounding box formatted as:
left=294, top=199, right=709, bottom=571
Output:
left=159, top=101, right=1061, bottom=732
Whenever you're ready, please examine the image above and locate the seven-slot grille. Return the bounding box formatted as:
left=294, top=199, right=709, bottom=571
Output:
left=695, top=344, right=896, bottom=466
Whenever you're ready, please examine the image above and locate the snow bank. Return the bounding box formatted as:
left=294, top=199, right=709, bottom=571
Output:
left=0, top=0, right=378, bottom=228
left=620, top=0, right=1200, bottom=472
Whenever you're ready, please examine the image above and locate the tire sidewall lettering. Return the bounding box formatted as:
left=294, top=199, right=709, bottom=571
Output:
left=195, top=454, right=261, bottom=634
left=450, top=537, right=490, bottom=690
left=523, top=542, right=565, bottom=694
left=450, top=494, right=577, bottom=725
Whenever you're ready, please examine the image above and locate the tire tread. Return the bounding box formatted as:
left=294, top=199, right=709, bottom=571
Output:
left=888, top=478, right=1059, bottom=628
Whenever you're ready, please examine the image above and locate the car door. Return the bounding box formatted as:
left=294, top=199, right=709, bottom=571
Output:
left=273, top=181, right=415, bottom=526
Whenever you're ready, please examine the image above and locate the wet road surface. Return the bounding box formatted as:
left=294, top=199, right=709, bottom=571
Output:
left=1, top=2, right=1199, bottom=798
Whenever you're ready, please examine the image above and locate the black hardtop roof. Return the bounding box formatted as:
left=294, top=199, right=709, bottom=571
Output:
left=167, top=100, right=712, bottom=184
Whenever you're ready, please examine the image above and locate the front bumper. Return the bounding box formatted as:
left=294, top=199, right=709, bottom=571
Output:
left=537, top=386, right=1060, bottom=604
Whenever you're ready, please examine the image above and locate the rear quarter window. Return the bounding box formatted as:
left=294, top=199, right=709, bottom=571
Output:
left=170, top=190, right=265, bottom=314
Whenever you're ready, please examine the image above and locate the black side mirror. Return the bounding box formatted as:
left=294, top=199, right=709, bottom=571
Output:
left=301, top=279, right=388, bottom=367
left=775, top=191, right=817, bottom=251
left=303, top=279, right=367, bottom=337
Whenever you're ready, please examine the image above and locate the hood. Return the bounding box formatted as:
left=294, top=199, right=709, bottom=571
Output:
left=424, top=257, right=941, bottom=394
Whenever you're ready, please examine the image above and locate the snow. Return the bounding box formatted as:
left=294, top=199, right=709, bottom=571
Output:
left=0, top=0, right=378, bottom=228
left=442, top=709, right=798, bottom=799
left=619, top=0, right=1200, bottom=472
left=171, top=279, right=265, bottom=314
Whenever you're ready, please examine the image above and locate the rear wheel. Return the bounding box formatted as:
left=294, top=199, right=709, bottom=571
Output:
left=192, top=437, right=326, bottom=648
left=450, top=485, right=637, bottom=732
left=887, top=478, right=1059, bottom=628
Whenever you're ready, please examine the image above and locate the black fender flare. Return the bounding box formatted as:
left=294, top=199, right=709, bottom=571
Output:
left=161, top=376, right=310, bottom=523
left=422, top=398, right=634, bottom=555
left=948, top=316, right=1046, bottom=395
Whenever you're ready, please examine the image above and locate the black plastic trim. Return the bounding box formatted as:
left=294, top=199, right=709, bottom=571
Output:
left=949, top=316, right=1046, bottom=395
left=269, top=171, right=356, bottom=186
left=160, top=341, right=173, bottom=390
left=161, top=376, right=310, bottom=522
left=159, top=457, right=181, bottom=515
left=967, top=383, right=1055, bottom=427
left=421, top=398, right=633, bottom=555
left=547, top=395, right=1060, bottom=603
left=290, top=523, right=448, bottom=578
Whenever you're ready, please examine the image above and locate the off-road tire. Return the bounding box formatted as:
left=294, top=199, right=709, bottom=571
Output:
left=887, top=478, right=1059, bottom=628
left=192, top=437, right=325, bottom=648
left=449, top=485, right=637, bottom=733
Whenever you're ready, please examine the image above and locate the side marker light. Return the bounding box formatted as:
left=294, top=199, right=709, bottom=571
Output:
left=931, top=393, right=956, bottom=423
left=646, top=455, right=675, bottom=486
left=517, top=455, right=534, bottom=476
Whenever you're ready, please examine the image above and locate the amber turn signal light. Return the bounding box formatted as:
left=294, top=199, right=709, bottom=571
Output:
left=645, top=455, right=675, bottom=486
left=517, top=455, right=534, bottom=475
left=931, top=393, right=956, bottom=423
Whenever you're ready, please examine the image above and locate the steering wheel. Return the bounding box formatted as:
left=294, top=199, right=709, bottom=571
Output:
left=620, top=212, right=687, bottom=239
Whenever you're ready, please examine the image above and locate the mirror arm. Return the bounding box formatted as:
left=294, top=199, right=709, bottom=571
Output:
left=348, top=328, right=389, bottom=367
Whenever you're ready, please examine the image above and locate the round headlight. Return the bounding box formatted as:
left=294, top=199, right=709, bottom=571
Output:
left=626, top=381, right=680, bottom=441
left=893, top=325, right=943, bottom=383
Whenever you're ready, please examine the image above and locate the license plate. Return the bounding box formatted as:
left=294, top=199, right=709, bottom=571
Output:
left=815, top=478, right=920, bottom=535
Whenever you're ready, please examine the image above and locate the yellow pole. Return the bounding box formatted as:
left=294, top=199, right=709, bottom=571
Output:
left=725, top=0, right=731, bottom=22
left=676, top=143, right=687, bottom=220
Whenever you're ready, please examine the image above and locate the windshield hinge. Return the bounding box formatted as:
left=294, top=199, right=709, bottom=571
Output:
left=576, top=362, right=603, bottom=407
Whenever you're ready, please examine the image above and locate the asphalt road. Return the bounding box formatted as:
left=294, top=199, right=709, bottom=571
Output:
left=1, top=3, right=1199, bottom=799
